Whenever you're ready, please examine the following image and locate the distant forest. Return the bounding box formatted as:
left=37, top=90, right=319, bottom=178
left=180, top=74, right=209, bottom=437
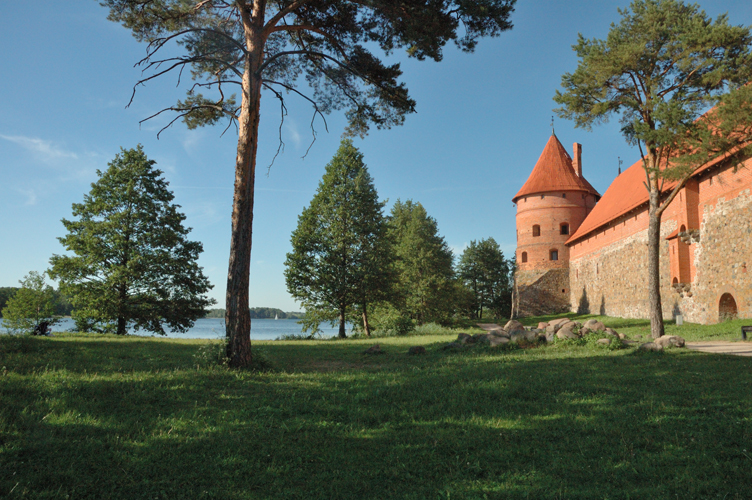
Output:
left=204, top=308, right=305, bottom=320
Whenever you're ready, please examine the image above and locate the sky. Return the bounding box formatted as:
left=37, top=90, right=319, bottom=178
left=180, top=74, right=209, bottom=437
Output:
left=2, top=0, right=751, bottom=312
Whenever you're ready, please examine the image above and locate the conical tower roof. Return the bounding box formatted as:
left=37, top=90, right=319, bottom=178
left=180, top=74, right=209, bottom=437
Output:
left=512, top=134, right=600, bottom=202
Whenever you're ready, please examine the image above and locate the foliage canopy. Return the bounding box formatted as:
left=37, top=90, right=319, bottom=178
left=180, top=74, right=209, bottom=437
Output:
left=457, top=238, right=512, bottom=320
left=1, top=272, right=57, bottom=334
left=49, top=146, right=214, bottom=336
left=388, top=199, right=455, bottom=325
left=284, top=140, right=392, bottom=338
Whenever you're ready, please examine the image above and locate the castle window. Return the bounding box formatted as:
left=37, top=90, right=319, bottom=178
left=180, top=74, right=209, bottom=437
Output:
left=550, top=249, right=558, bottom=261
left=560, top=223, right=569, bottom=235
left=532, top=225, right=540, bottom=237
left=541, top=195, right=545, bottom=199
left=562, top=193, right=566, bottom=198
left=521, top=252, right=528, bottom=263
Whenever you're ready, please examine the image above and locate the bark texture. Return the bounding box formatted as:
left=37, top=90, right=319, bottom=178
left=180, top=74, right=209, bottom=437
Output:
left=226, top=3, right=264, bottom=368
left=647, top=174, right=666, bottom=339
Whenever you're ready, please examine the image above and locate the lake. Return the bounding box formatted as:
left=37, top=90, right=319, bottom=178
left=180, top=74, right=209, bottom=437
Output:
left=0, top=317, right=348, bottom=340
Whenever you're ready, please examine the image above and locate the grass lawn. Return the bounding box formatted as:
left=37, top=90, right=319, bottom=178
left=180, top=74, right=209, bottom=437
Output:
left=1, top=316, right=751, bottom=499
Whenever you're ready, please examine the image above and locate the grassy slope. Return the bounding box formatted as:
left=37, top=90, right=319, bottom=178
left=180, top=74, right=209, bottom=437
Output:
left=1, top=321, right=751, bottom=499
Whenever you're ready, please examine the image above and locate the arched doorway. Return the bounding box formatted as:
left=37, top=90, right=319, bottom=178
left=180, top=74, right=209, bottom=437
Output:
left=719, top=293, right=738, bottom=321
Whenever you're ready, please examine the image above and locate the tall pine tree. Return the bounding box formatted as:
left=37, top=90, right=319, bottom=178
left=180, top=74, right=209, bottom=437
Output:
left=284, top=140, right=392, bottom=338
left=101, top=0, right=516, bottom=366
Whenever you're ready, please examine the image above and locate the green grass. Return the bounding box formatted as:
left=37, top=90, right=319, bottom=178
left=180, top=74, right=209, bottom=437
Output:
left=1, top=326, right=751, bottom=499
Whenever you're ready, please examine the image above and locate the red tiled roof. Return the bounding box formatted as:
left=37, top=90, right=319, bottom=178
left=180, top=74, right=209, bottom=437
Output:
left=566, top=150, right=735, bottom=245
left=566, top=158, right=650, bottom=244
left=512, top=134, right=601, bottom=202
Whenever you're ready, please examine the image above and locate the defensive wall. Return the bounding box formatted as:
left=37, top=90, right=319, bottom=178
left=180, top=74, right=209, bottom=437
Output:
left=568, top=156, right=752, bottom=323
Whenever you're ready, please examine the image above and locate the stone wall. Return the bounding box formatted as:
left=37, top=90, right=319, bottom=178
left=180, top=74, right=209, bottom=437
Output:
left=568, top=187, right=752, bottom=324
left=569, top=220, right=678, bottom=320
left=516, top=268, right=570, bottom=316
left=674, top=189, right=752, bottom=323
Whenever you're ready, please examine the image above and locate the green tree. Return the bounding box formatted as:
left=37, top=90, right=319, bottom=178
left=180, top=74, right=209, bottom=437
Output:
left=388, top=200, right=455, bottom=325
left=1, top=272, right=57, bottom=334
left=457, top=238, right=511, bottom=320
left=0, top=288, right=19, bottom=317
left=49, top=146, right=215, bottom=336
left=101, top=0, right=516, bottom=367
left=554, top=0, right=752, bottom=338
left=285, top=140, right=392, bottom=338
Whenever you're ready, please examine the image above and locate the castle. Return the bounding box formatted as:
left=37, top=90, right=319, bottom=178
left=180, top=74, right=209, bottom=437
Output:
left=513, top=132, right=752, bottom=324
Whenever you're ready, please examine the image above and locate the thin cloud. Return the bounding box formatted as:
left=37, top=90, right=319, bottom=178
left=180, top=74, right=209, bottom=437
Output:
left=284, top=120, right=302, bottom=149
left=0, top=134, right=79, bottom=163
left=15, top=187, right=38, bottom=206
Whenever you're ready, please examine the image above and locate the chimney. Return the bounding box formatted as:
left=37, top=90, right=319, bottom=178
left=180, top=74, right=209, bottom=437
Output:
left=573, top=143, right=582, bottom=177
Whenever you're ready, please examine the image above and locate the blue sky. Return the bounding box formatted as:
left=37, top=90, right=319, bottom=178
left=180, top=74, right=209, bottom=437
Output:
left=2, top=1, right=750, bottom=312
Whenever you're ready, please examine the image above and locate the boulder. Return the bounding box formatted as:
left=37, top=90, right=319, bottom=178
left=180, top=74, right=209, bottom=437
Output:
left=638, top=342, right=663, bottom=352
left=558, top=323, right=578, bottom=338
left=556, top=329, right=578, bottom=340
left=617, top=333, right=626, bottom=340
left=549, top=317, right=572, bottom=328
left=488, top=329, right=510, bottom=338
left=524, top=330, right=539, bottom=343
left=489, top=336, right=510, bottom=348
left=604, top=328, right=618, bottom=337
left=545, top=330, right=555, bottom=343
left=580, top=326, right=593, bottom=336
left=456, top=333, right=472, bottom=344
left=363, top=345, right=383, bottom=355
left=559, top=320, right=577, bottom=332
left=546, top=324, right=559, bottom=335
left=510, top=331, right=527, bottom=344
left=597, top=338, right=612, bottom=345
left=407, top=345, right=426, bottom=355
left=537, top=322, right=549, bottom=330
left=584, top=319, right=606, bottom=332
left=504, top=320, right=525, bottom=332
left=472, top=333, right=491, bottom=345
left=654, top=335, right=686, bottom=348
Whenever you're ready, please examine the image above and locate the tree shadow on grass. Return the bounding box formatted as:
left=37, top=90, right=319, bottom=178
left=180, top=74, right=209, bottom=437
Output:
left=2, top=340, right=752, bottom=499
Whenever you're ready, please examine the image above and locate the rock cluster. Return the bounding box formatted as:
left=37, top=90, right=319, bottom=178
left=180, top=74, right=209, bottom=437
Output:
left=440, top=318, right=687, bottom=352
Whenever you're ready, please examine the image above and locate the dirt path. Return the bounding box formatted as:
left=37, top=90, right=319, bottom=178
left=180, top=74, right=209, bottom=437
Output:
left=686, top=341, right=752, bottom=357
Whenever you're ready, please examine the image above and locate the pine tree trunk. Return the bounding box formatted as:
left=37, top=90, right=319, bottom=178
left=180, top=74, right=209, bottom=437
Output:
left=226, top=7, right=263, bottom=368
left=338, top=306, right=347, bottom=338
left=647, top=182, right=665, bottom=339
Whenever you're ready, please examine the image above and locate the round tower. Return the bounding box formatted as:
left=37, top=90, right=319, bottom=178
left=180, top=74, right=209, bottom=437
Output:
left=512, top=133, right=600, bottom=316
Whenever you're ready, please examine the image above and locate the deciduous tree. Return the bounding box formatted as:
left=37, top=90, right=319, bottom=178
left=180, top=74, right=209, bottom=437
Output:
left=457, top=238, right=511, bottom=320
left=388, top=200, right=455, bottom=325
left=49, top=146, right=214, bottom=336
left=284, top=140, right=392, bottom=338
left=101, top=0, right=516, bottom=366
left=1, top=272, right=57, bottom=334
left=554, top=0, right=752, bottom=338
